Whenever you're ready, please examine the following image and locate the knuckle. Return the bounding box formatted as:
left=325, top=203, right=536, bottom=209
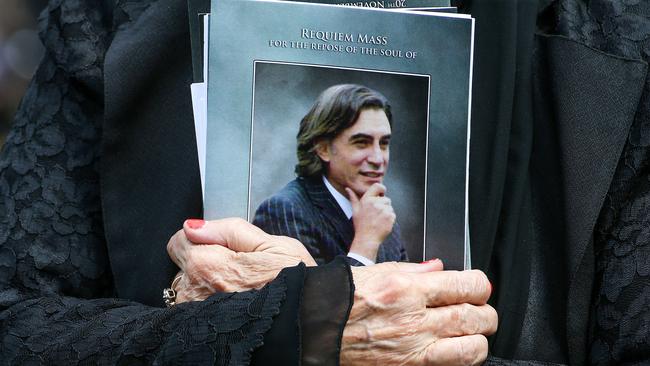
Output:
left=166, top=230, right=184, bottom=256
left=448, top=303, right=470, bottom=328
left=214, top=279, right=230, bottom=292
left=459, top=303, right=479, bottom=333
left=379, top=273, right=411, bottom=301
left=207, top=270, right=226, bottom=289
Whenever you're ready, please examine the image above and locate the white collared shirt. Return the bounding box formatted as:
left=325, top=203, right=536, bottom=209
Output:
left=322, top=176, right=353, bottom=219
left=322, top=176, right=375, bottom=266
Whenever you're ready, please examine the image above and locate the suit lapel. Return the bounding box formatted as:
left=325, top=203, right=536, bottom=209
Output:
left=534, top=34, right=648, bottom=362
left=302, top=178, right=354, bottom=252
left=102, top=0, right=202, bottom=306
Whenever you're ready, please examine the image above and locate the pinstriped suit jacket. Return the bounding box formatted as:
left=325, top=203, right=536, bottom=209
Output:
left=253, top=177, right=408, bottom=266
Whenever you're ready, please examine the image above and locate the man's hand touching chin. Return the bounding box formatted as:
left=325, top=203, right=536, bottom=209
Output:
left=347, top=183, right=396, bottom=262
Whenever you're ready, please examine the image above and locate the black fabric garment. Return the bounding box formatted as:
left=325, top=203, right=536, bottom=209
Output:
left=0, top=0, right=353, bottom=364
left=458, top=0, right=650, bottom=364
left=101, top=0, right=202, bottom=306
left=300, top=256, right=354, bottom=365
left=253, top=257, right=354, bottom=365
left=457, top=2, right=539, bottom=359
left=543, top=2, right=650, bottom=363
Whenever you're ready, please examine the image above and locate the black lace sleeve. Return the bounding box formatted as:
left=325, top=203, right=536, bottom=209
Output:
left=0, top=1, right=292, bottom=364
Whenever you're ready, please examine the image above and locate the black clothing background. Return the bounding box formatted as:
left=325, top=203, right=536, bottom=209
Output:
left=459, top=0, right=650, bottom=364
left=0, top=0, right=352, bottom=364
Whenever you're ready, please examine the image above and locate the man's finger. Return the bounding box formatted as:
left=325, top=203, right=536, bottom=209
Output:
left=425, top=304, right=498, bottom=339
left=424, top=334, right=488, bottom=366
left=346, top=187, right=360, bottom=209
left=363, top=183, right=386, bottom=198
left=371, top=196, right=392, bottom=207
left=416, top=270, right=491, bottom=306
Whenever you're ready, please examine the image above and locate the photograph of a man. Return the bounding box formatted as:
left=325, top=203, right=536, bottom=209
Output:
left=253, top=84, right=408, bottom=266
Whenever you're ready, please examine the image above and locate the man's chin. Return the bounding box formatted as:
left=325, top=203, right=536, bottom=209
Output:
left=354, top=182, right=382, bottom=196
left=363, top=178, right=384, bottom=186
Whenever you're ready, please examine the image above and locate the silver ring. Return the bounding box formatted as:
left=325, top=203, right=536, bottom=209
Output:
left=163, top=273, right=184, bottom=307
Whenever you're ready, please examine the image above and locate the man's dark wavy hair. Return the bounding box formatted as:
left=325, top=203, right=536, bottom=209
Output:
left=295, top=84, right=392, bottom=178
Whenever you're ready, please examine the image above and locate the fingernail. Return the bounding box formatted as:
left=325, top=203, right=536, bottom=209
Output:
left=420, top=258, right=438, bottom=264
left=185, top=219, right=205, bottom=229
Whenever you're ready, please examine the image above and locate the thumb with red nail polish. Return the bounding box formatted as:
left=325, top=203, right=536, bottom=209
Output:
left=182, top=218, right=231, bottom=247
left=185, top=219, right=205, bottom=230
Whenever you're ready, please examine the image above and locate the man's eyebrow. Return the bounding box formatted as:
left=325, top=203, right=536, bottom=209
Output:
left=348, top=133, right=391, bottom=140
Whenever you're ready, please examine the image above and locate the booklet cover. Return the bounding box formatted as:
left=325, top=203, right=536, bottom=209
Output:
left=187, top=0, right=454, bottom=83
left=204, top=0, right=473, bottom=268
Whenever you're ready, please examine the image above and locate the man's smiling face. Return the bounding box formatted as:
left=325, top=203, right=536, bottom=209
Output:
left=316, top=107, right=391, bottom=197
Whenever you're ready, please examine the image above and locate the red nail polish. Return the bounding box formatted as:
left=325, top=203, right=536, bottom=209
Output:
left=185, top=219, right=205, bottom=229
left=420, top=258, right=438, bottom=264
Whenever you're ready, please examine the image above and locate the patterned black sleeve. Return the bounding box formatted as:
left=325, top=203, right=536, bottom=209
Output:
left=0, top=1, right=291, bottom=364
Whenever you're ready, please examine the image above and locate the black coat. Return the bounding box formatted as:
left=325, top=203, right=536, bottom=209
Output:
left=464, top=1, right=650, bottom=364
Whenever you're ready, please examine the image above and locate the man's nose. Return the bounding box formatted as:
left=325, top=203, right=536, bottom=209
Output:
left=366, top=144, right=384, bottom=165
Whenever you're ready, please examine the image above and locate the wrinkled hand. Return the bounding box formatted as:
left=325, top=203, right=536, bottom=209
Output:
left=347, top=183, right=396, bottom=261
left=166, top=218, right=316, bottom=303
left=342, top=261, right=497, bottom=366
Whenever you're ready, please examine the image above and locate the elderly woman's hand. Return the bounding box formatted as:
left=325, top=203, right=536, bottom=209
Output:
left=342, top=262, right=497, bottom=366
left=166, top=218, right=316, bottom=303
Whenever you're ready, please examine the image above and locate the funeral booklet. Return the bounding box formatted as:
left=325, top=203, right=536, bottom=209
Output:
left=201, top=0, right=474, bottom=269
